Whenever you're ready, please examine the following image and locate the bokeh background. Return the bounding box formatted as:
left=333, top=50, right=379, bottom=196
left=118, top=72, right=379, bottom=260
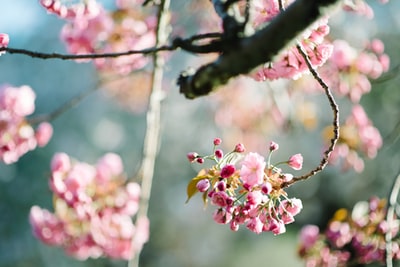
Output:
left=1, top=1, right=400, bottom=266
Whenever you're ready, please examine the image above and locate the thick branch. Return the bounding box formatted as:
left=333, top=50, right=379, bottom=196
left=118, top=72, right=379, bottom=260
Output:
left=178, top=0, right=340, bottom=99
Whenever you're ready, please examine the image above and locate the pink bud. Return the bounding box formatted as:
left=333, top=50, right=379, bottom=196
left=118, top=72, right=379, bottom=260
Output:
left=288, top=153, right=303, bottom=170
left=269, top=141, right=279, bottom=151
left=196, top=157, right=204, bottom=164
left=35, top=122, right=53, bottom=147
left=220, top=164, right=236, bottom=178
left=186, top=152, right=198, bottom=162
left=196, top=179, right=210, bottom=192
left=213, top=138, right=222, bottom=146
left=234, top=143, right=245, bottom=153
left=214, top=149, right=223, bottom=159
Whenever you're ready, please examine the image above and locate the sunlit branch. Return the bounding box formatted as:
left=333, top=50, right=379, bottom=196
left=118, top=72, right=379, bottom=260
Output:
left=281, top=43, right=339, bottom=188
left=385, top=170, right=400, bottom=267
left=128, top=0, right=170, bottom=266
left=178, top=0, right=340, bottom=99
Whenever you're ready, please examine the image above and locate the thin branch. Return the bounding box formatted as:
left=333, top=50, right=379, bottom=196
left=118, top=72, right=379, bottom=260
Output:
left=385, top=170, right=400, bottom=267
left=178, top=0, right=340, bottom=99
left=281, top=43, right=339, bottom=188
left=128, top=0, right=170, bottom=266
left=0, top=32, right=223, bottom=61
left=0, top=45, right=173, bottom=60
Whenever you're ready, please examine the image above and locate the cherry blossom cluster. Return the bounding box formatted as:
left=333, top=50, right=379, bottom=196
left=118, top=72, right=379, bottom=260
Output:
left=29, top=153, right=149, bottom=260
left=298, top=197, right=400, bottom=266
left=0, top=33, right=9, bottom=55
left=251, top=0, right=332, bottom=80
left=186, top=138, right=303, bottom=235
left=324, top=104, right=382, bottom=172
left=0, top=84, right=53, bottom=164
left=319, top=39, right=390, bottom=103
left=40, top=0, right=156, bottom=75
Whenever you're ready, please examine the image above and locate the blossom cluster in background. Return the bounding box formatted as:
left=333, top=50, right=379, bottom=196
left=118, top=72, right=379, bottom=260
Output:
left=186, top=138, right=303, bottom=235
left=0, top=84, right=53, bottom=164
left=40, top=0, right=156, bottom=75
left=298, top=197, right=400, bottom=266
left=29, top=153, right=149, bottom=260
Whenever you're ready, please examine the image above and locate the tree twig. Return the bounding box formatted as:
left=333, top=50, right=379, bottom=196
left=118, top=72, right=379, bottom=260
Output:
left=128, top=0, right=170, bottom=266
left=281, top=43, right=339, bottom=188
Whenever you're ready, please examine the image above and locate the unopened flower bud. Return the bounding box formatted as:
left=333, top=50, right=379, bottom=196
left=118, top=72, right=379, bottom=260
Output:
left=196, top=157, right=205, bottom=164
left=269, top=141, right=279, bottom=152
left=187, top=152, right=198, bottom=162
left=288, top=153, right=303, bottom=170
left=196, top=179, right=210, bottom=192
left=213, top=138, right=222, bottom=146
left=234, top=143, right=245, bottom=153
left=220, top=164, right=236, bottom=178
left=214, top=149, right=223, bottom=159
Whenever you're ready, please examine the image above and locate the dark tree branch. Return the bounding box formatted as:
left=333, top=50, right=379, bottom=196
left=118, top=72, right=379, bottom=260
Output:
left=0, top=33, right=223, bottom=60
left=178, top=0, right=341, bottom=99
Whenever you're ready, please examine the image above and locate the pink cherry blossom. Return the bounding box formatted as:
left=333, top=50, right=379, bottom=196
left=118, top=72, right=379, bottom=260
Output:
left=30, top=153, right=147, bottom=260
left=0, top=33, right=9, bottom=55
left=288, top=154, right=303, bottom=170
left=240, top=152, right=266, bottom=187
left=0, top=84, right=53, bottom=164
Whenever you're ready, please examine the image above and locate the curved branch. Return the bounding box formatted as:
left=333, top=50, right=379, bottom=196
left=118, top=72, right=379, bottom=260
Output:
left=281, top=43, right=339, bottom=188
left=178, top=0, right=340, bottom=99
left=0, top=33, right=223, bottom=60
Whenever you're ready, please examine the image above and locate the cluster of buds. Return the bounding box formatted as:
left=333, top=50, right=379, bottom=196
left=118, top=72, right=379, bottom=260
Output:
left=323, top=104, right=382, bottom=173
left=298, top=197, right=400, bottom=266
left=186, top=138, right=304, bottom=235
left=0, top=84, right=53, bottom=164
left=0, top=33, right=9, bottom=55
left=29, top=153, right=149, bottom=260
left=40, top=0, right=156, bottom=75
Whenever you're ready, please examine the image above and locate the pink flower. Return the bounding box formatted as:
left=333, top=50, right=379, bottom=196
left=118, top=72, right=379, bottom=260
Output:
left=288, top=153, right=303, bottom=170
left=299, top=225, right=320, bottom=249
left=211, top=191, right=229, bottom=207
left=280, top=198, right=303, bottom=216
left=29, top=206, right=66, bottom=246
left=96, top=153, right=124, bottom=183
left=240, top=152, right=266, bottom=187
left=0, top=33, right=9, bottom=55
left=212, top=209, right=232, bottom=224
left=220, top=164, right=236, bottom=178
left=246, top=217, right=264, bottom=234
